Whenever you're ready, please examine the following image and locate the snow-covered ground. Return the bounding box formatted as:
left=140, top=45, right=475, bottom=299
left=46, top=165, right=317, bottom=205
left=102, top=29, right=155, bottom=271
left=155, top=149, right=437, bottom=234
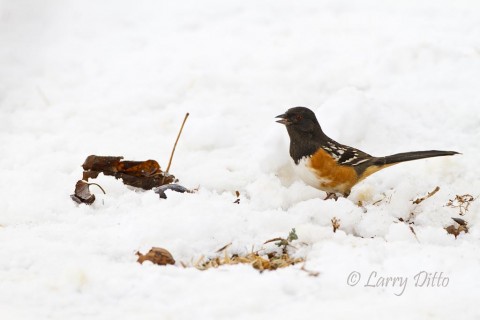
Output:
left=1, top=0, right=480, bottom=318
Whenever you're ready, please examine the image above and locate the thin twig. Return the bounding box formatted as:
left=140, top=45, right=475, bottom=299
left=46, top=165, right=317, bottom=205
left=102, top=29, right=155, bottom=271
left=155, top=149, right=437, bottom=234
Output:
left=216, top=242, right=233, bottom=253
left=166, top=113, right=189, bottom=174
left=412, top=186, right=440, bottom=205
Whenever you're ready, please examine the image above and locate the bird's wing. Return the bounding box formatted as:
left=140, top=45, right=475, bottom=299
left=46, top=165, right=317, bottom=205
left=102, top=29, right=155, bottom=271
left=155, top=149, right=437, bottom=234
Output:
left=321, top=140, right=373, bottom=167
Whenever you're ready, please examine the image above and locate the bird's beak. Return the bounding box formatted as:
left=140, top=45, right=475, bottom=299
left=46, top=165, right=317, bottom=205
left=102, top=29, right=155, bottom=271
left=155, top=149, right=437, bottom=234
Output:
left=275, top=113, right=291, bottom=125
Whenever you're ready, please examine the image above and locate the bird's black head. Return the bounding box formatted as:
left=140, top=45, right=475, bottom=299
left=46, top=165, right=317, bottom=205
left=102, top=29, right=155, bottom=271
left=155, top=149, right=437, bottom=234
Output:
left=276, top=107, right=326, bottom=162
left=276, top=107, right=321, bottom=134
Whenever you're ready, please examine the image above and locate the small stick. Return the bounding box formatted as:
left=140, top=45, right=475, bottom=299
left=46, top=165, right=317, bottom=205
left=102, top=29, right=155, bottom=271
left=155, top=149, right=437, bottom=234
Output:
left=412, top=186, right=440, bottom=205
left=166, top=113, right=189, bottom=174
left=216, top=242, right=233, bottom=253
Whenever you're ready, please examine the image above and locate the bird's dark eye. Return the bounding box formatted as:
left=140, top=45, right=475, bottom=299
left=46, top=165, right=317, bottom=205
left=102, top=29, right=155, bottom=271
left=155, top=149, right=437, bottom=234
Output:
left=296, top=115, right=303, bottom=121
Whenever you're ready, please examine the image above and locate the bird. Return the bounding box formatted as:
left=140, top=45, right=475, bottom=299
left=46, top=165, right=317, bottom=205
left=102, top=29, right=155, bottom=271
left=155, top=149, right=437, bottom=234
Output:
left=276, top=106, right=459, bottom=199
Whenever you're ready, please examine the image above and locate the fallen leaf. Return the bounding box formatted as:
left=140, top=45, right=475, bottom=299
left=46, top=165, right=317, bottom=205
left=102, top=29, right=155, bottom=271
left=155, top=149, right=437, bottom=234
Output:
left=117, top=160, right=160, bottom=177
left=452, top=217, right=467, bottom=226
left=136, top=247, right=175, bottom=265
left=445, top=217, right=469, bottom=238
left=70, top=180, right=105, bottom=205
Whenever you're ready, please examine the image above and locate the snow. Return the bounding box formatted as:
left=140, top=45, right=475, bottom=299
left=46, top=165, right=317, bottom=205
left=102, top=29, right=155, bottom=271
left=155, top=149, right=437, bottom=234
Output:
left=1, top=0, right=480, bottom=318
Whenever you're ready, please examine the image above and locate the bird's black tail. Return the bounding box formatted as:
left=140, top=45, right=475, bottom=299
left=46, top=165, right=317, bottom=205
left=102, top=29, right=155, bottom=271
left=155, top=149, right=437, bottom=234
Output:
left=380, top=150, right=459, bottom=165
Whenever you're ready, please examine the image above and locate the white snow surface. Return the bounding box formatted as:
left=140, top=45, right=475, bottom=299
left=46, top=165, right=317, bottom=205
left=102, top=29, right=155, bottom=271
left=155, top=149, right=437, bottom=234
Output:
left=1, top=0, right=480, bottom=319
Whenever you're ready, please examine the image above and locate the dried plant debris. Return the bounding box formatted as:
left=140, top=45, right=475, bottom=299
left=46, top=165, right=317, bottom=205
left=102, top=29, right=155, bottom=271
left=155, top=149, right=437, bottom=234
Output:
left=215, top=242, right=233, bottom=253
left=70, top=180, right=106, bottom=205
left=445, top=218, right=469, bottom=238
left=233, top=191, right=240, bottom=204
left=140, top=229, right=317, bottom=274
left=194, top=250, right=304, bottom=272
left=395, top=212, right=419, bottom=239
left=154, top=184, right=193, bottom=199
left=412, top=186, right=440, bottom=205
left=408, top=225, right=418, bottom=238
left=82, top=155, right=175, bottom=190
left=396, top=219, right=418, bottom=239
left=446, top=194, right=477, bottom=216
left=371, top=191, right=394, bottom=206
left=331, top=217, right=340, bottom=233
left=194, top=229, right=309, bottom=272
left=136, top=247, right=176, bottom=265
left=264, top=228, right=299, bottom=254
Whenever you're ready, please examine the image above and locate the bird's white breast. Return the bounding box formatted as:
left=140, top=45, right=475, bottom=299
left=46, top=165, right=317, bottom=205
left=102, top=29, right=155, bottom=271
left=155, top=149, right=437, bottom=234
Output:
left=292, top=157, right=331, bottom=189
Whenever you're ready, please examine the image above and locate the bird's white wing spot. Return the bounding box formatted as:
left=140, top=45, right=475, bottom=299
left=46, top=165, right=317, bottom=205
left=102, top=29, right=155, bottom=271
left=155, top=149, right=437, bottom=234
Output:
left=350, top=158, right=369, bottom=166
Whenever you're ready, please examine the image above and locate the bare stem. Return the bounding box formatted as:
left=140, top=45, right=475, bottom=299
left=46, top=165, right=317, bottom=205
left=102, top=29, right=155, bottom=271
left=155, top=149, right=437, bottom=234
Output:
left=166, top=113, right=189, bottom=174
left=86, top=182, right=107, bottom=194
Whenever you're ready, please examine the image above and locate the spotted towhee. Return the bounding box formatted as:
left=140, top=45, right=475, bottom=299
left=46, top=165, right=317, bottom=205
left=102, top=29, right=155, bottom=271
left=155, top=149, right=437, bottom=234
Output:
left=276, top=107, right=459, bottom=199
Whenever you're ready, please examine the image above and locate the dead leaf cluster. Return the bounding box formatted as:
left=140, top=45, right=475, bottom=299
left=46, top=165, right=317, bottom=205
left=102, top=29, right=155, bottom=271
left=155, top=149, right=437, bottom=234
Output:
left=82, top=155, right=175, bottom=190
left=71, top=113, right=191, bottom=205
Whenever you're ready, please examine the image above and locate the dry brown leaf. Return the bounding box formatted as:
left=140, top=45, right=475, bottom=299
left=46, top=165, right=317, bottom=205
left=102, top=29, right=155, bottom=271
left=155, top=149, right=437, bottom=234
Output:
left=136, top=247, right=176, bottom=265
left=445, top=218, right=469, bottom=238
left=117, top=160, right=161, bottom=177
left=452, top=217, right=467, bottom=226
left=70, top=180, right=105, bottom=205
left=82, top=155, right=123, bottom=172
